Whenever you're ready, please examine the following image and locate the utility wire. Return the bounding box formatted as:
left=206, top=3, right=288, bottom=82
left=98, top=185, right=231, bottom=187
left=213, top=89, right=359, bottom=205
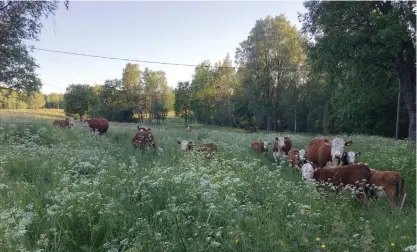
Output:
left=32, top=47, right=308, bottom=71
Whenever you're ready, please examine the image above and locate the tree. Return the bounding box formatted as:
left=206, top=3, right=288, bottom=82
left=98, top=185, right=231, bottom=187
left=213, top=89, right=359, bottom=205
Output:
left=0, top=0, right=69, bottom=95
left=122, top=63, right=141, bottom=111
left=174, top=81, right=192, bottom=125
left=300, top=1, right=416, bottom=140
left=27, top=92, right=46, bottom=109
left=64, top=84, right=96, bottom=118
left=235, top=15, right=307, bottom=131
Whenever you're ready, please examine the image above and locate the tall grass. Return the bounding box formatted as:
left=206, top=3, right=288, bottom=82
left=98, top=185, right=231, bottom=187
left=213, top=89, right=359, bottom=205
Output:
left=0, top=116, right=415, bottom=252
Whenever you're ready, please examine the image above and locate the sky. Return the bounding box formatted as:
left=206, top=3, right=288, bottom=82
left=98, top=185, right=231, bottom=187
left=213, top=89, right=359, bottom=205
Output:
left=32, top=1, right=307, bottom=95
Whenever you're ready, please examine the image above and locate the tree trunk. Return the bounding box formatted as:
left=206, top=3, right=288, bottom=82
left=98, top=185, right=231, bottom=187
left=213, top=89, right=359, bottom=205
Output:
left=395, top=80, right=401, bottom=139
left=397, top=65, right=416, bottom=141
left=323, top=103, right=330, bottom=134
left=294, top=106, right=297, bottom=133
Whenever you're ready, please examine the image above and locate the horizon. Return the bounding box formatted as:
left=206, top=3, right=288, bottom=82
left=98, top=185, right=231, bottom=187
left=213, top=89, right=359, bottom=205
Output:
left=32, top=1, right=306, bottom=95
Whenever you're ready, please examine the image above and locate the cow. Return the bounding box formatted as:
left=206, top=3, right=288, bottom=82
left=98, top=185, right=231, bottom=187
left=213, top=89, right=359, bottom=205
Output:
left=288, top=148, right=307, bottom=169
left=82, top=118, right=109, bottom=135
left=186, top=126, right=192, bottom=132
left=282, top=137, right=292, bottom=155
left=307, top=137, right=353, bottom=168
left=251, top=140, right=269, bottom=156
left=302, top=162, right=372, bottom=200
left=272, top=137, right=286, bottom=162
left=369, top=169, right=406, bottom=209
left=132, top=126, right=159, bottom=150
left=340, top=151, right=361, bottom=166
left=177, top=140, right=217, bottom=152
left=52, top=116, right=74, bottom=129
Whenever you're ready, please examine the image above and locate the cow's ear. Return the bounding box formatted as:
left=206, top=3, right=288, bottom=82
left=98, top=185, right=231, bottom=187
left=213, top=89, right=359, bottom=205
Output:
left=284, top=137, right=289, bottom=140
left=188, top=141, right=193, bottom=145
left=176, top=141, right=181, bottom=144
left=147, top=128, right=151, bottom=131
left=345, top=140, right=353, bottom=146
left=137, top=126, right=140, bottom=130
left=324, top=139, right=331, bottom=146
left=275, top=137, right=278, bottom=140
left=356, top=152, right=361, bottom=156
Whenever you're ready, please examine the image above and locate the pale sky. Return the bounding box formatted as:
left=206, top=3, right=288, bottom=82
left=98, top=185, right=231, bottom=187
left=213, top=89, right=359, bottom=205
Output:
left=31, top=1, right=306, bottom=95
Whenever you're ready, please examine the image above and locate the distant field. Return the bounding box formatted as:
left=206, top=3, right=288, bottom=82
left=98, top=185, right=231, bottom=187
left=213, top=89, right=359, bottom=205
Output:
left=0, top=110, right=415, bottom=252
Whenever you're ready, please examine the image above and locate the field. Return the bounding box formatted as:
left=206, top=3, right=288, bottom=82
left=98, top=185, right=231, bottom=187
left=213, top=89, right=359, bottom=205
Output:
left=0, top=109, right=415, bottom=252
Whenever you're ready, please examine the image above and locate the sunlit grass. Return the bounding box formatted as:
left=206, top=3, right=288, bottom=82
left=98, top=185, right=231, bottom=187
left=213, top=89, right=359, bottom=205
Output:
left=0, top=115, right=415, bottom=252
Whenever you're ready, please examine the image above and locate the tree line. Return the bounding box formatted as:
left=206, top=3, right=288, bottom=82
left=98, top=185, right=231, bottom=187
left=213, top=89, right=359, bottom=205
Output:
left=1, top=1, right=415, bottom=140
left=63, top=63, right=175, bottom=123
left=174, top=2, right=415, bottom=140
left=0, top=90, right=64, bottom=110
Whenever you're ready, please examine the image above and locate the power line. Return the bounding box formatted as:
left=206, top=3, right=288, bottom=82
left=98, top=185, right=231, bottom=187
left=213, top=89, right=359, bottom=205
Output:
left=33, top=47, right=204, bottom=67
left=32, top=47, right=308, bottom=71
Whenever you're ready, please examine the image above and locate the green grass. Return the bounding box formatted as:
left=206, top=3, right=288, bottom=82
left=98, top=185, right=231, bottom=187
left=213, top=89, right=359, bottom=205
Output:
left=0, top=113, right=415, bottom=252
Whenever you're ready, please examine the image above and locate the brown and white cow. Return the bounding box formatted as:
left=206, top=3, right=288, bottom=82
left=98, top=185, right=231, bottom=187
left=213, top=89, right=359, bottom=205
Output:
left=251, top=140, right=269, bottom=156
left=302, top=162, right=372, bottom=200
left=288, top=148, right=307, bottom=169
left=307, top=137, right=353, bottom=168
left=369, top=169, right=406, bottom=209
left=177, top=140, right=217, bottom=153
left=132, top=127, right=161, bottom=151
left=52, top=116, right=74, bottom=129
left=340, top=151, right=361, bottom=166
left=82, top=118, right=109, bottom=135
left=272, top=137, right=285, bottom=162
left=272, top=136, right=292, bottom=162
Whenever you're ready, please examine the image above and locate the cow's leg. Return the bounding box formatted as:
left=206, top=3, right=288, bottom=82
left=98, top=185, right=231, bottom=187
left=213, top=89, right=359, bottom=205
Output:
left=273, top=152, right=278, bottom=163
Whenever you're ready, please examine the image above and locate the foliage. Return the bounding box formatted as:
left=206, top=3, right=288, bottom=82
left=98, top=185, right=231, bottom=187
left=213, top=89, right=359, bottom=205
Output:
left=174, top=81, right=192, bottom=125
left=299, top=0, right=416, bottom=140
left=0, top=117, right=414, bottom=251
left=0, top=0, right=69, bottom=93
left=63, top=84, right=96, bottom=118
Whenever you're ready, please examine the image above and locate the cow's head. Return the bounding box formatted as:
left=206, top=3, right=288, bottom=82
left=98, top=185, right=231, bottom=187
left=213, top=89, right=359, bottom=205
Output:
left=342, top=151, right=360, bottom=165
left=275, top=136, right=285, bottom=147
left=177, top=140, right=193, bottom=151
left=66, top=116, right=75, bottom=128
left=298, top=149, right=307, bottom=162
left=81, top=119, right=91, bottom=130
left=301, top=162, right=315, bottom=181
left=325, top=138, right=353, bottom=162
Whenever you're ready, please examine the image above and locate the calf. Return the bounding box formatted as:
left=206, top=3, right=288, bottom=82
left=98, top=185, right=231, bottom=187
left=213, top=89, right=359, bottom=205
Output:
left=82, top=118, right=109, bottom=135
left=272, top=137, right=285, bottom=162
left=307, top=137, right=353, bottom=168
left=340, top=151, right=361, bottom=166
left=369, top=169, right=406, bottom=209
left=52, top=116, right=73, bottom=129
left=302, top=163, right=372, bottom=200
left=177, top=140, right=217, bottom=153
left=288, top=148, right=307, bottom=169
left=282, top=137, right=292, bottom=155
left=251, top=140, right=269, bottom=157
left=132, top=127, right=158, bottom=150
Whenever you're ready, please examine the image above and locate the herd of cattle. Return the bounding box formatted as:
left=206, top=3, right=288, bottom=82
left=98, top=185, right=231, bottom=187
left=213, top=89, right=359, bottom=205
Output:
left=250, top=136, right=407, bottom=210
left=53, top=116, right=407, bottom=210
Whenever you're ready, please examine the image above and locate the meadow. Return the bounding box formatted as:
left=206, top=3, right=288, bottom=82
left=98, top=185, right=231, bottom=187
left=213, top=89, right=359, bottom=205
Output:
left=0, top=109, right=415, bottom=252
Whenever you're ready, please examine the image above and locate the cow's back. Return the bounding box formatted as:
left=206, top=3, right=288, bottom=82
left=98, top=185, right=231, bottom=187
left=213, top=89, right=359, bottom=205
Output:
left=315, top=163, right=371, bottom=186
left=98, top=118, right=109, bottom=133
left=370, top=170, right=402, bottom=189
